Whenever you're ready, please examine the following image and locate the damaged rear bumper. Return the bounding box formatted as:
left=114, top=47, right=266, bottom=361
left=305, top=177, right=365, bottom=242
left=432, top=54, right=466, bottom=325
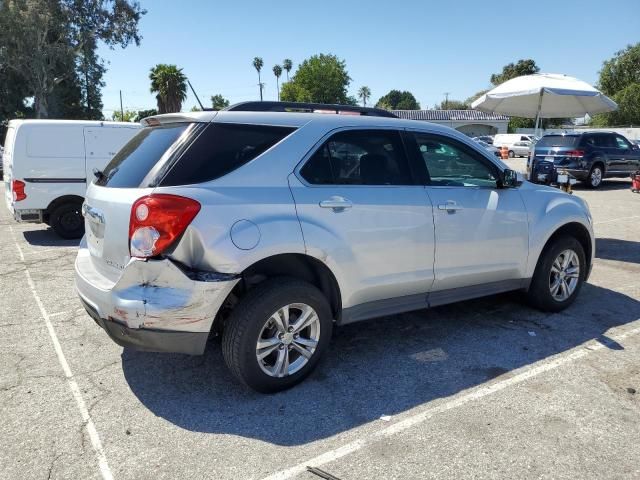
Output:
left=75, top=246, right=239, bottom=355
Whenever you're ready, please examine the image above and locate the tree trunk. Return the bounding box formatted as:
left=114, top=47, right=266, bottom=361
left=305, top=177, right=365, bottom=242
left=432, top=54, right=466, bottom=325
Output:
left=35, top=93, right=48, bottom=118
left=258, top=72, right=263, bottom=101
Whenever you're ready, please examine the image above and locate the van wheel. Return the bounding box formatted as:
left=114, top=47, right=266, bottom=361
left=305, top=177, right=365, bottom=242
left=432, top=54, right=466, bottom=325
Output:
left=222, top=278, right=333, bottom=393
left=526, top=235, right=586, bottom=312
left=508, top=150, right=515, bottom=158
left=50, top=203, right=84, bottom=239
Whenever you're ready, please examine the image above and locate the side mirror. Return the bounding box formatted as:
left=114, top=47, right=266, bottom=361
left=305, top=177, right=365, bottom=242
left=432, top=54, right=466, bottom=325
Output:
left=631, top=143, right=639, bottom=151
left=500, top=169, right=520, bottom=188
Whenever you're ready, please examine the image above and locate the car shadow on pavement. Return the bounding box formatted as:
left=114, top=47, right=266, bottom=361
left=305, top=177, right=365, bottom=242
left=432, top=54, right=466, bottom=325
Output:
left=572, top=180, right=631, bottom=191
left=122, top=283, right=640, bottom=446
left=22, top=229, right=80, bottom=247
left=596, top=238, right=640, bottom=264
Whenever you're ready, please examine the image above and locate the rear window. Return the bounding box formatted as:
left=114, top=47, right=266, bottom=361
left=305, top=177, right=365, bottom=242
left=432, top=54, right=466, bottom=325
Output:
left=536, top=135, right=580, bottom=148
left=97, top=124, right=191, bottom=188
left=159, top=123, right=295, bottom=186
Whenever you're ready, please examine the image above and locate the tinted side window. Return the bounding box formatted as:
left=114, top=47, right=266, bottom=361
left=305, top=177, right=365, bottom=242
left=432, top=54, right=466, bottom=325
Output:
left=160, top=123, right=296, bottom=186
left=594, top=135, right=616, bottom=148
left=413, top=133, right=497, bottom=187
left=300, top=130, right=412, bottom=186
left=98, top=124, right=191, bottom=188
left=615, top=135, right=631, bottom=149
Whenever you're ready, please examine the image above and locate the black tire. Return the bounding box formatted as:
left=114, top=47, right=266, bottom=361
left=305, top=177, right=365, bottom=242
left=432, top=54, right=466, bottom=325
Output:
left=50, top=202, right=84, bottom=239
left=508, top=150, right=515, bottom=158
left=527, top=235, right=586, bottom=312
left=222, top=277, right=333, bottom=393
left=585, top=164, right=604, bottom=189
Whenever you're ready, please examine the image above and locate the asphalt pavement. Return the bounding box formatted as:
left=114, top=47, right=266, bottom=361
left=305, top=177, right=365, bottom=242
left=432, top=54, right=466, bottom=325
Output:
left=1, top=173, right=639, bottom=479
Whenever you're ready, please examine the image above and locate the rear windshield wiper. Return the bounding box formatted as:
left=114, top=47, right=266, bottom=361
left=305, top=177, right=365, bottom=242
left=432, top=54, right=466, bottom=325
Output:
left=93, top=168, right=105, bottom=181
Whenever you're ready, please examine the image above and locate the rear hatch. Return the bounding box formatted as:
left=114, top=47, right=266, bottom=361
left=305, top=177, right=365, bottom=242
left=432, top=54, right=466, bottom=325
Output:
left=83, top=121, right=199, bottom=282
left=533, top=134, right=582, bottom=165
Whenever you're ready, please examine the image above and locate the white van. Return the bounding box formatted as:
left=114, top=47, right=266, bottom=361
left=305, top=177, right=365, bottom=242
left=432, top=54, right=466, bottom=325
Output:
left=493, top=134, right=534, bottom=157
left=3, top=120, right=140, bottom=238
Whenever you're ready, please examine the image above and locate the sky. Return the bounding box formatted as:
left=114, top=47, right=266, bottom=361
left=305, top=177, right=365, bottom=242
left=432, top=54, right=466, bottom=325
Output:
left=97, top=0, right=639, bottom=118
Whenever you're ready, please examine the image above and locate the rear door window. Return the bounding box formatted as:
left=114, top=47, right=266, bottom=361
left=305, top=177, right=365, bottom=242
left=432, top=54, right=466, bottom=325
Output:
left=97, top=124, right=192, bottom=188
left=159, top=123, right=296, bottom=186
left=300, top=129, right=412, bottom=186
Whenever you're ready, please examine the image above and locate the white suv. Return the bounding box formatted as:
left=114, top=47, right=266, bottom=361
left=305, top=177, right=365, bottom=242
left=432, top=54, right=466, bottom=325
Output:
left=75, top=102, right=594, bottom=392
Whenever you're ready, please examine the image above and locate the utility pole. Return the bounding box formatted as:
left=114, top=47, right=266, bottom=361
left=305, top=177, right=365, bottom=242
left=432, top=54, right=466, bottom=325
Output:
left=443, top=92, right=450, bottom=110
left=119, top=90, right=124, bottom=120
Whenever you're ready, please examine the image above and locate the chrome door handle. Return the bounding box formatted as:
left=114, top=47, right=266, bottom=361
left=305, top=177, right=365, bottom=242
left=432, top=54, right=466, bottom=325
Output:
left=438, top=201, right=463, bottom=212
left=319, top=196, right=352, bottom=210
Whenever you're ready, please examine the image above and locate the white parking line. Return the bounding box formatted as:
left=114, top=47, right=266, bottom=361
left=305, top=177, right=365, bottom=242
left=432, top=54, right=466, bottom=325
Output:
left=259, top=322, right=640, bottom=480
left=9, top=226, right=114, bottom=480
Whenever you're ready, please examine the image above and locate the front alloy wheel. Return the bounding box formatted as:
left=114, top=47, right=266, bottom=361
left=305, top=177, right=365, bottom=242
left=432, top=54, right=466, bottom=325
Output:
left=526, top=235, right=585, bottom=312
left=256, top=303, right=320, bottom=378
left=549, top=249, right=580, bottom=301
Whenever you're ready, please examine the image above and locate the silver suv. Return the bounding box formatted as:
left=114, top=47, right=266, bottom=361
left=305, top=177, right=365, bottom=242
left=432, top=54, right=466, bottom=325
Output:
left=75, top=103, right=594, bottom=392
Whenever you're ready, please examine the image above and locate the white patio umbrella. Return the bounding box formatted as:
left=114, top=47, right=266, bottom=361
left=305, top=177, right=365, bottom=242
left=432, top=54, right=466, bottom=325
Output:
left=471, top=73, right=617, bottom=138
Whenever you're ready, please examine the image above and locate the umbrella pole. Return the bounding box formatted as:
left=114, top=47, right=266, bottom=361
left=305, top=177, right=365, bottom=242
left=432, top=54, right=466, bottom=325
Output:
left=533, top=89, right=544, bottom=139
left=529, top=89, right=544, bottom=181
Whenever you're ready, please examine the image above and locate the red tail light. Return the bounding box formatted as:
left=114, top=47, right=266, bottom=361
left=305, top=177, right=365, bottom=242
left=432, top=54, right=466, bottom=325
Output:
left=129, top=194, right=200, bottom=258
left=566, top=150, right=585, bottom=158
left=11, top=179, right=26, bottom=201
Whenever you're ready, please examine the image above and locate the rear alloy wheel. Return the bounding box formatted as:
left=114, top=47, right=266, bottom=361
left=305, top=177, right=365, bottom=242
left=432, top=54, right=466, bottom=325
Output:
left=526, top=235, right=586, bottom=312
left=508, top=150, right=515, bottom=158
left=222, top=278, right=332, bottom=392
left=50, top=203, right=84, bottom=239
left=587, top=165, right=603, bottom=189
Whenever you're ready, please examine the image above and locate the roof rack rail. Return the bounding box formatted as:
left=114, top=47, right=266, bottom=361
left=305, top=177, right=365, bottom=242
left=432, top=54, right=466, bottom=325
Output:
left=223, top=101, right=398, bottom=118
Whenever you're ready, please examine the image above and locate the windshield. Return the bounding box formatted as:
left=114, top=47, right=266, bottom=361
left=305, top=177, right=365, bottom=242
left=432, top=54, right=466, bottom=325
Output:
left=536, top=135, right=580, bottom=148
left=96, top=123, right=192, bottom=188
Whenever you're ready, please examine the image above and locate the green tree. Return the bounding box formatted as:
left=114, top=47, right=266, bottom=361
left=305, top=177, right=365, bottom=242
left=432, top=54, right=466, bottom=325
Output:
left=65, top=0, right=145, bottom=119
left=592, top=83, right=640, bottom=127
left=279, top=53, right=352, bottom=104
left=149, top=64, right=187, bottom=113
left=112, top=109, right=136, bottom=121
left=0, top=0, right=72, bottom=118
left=465, top=89, right=489, bottom=106
left=375, top=90, right=420, bottom=110
left=0, top=0, right=144, bottom=119
left=357, top=86, right=371, bottom=107
left=134, top=108, right=157, bottom=122
left=211, top=94, right=230, bottom=110
left=283, top=58, right=293, bottom=81
left=490, top=59, right=540, bottom=86
left=434, top=99, right=469, bottom=110
left=273, top=64, right=282, bottom=101
left=598, top=43, right=640, bottom=97
left=253, top=56, right=264, bottom=101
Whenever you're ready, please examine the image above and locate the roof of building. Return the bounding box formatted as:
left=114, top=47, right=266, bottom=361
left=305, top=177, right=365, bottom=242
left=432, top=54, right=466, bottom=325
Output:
left=391, top=109, right=510, bottom=121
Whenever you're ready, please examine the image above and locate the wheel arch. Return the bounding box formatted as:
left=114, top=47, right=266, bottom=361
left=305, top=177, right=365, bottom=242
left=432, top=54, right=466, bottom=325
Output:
left=533, top=222, right=593, bottom=282
left=219, top=253, right=343, bottom=329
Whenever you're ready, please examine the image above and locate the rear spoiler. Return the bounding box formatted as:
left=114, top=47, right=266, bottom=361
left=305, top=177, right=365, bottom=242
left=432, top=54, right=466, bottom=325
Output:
left=140, top=112, right=216, bottom=126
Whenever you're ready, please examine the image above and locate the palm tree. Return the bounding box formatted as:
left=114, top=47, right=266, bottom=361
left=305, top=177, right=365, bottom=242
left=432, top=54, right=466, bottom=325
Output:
left=358, top=86, right=371, bottom=107
left=253, top=57, right=264, bottom=101
left=273, top=65, right=283, bottom=101
left=149, top=64, right=187, bottom=113
left=283, top=58, right=293, bottom=81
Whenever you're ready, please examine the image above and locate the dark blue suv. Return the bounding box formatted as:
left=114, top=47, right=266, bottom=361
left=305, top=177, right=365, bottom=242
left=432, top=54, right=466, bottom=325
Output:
left=530, top=132, right=640, bottom=188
